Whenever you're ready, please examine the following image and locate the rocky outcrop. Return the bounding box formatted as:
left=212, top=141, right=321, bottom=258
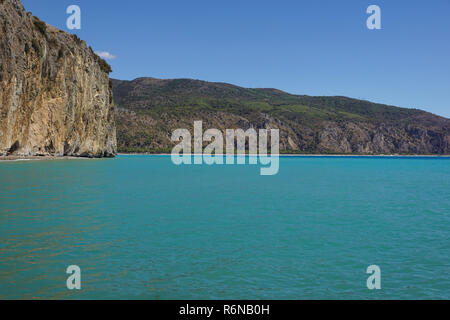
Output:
left=316, top=121, right=450, bottom=154
left=0, top=0, right=116, bottom=157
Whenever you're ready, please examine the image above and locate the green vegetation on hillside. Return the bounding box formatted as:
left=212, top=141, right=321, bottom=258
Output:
left=112, top=78, right=450, bottom=154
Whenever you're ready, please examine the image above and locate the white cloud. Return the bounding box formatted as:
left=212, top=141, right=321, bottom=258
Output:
left=95, top=51, right=116, bottom=60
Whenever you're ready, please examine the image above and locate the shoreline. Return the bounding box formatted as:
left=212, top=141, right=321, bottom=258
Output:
left=0, top=155, right=101, bottom=162
left=2, top=153, right=450, bottom=162
left=118, top=153, right=450, bottom=157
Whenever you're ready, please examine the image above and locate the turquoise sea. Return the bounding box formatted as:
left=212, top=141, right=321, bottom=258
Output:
left=0, top=155, right=449, bottom=300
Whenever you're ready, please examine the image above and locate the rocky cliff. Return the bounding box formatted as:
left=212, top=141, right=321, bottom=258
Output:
left=0, top=0, right=116, bottom=157
left=113, top=78, right=450, bottom=154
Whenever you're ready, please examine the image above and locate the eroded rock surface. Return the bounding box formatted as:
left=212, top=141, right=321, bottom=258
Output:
left=0, top=0, right=116, bottom=157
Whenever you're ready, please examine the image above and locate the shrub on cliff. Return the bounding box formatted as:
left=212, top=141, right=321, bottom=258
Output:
left=71, top=33, right=83, bottom=45
left=33, top=16, right=47, bottom=35
left=95, top=55, right=112, bottom=74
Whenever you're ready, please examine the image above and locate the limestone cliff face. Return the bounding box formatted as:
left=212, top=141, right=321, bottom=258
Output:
left=0, top=0, right=116, bottom=157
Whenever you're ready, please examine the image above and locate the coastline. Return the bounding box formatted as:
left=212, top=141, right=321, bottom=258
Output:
left=0, top=155, right=102, bottom=162
left=2, top=153, right=450, bottom=162
left=117, top=153, right=450, bottom=157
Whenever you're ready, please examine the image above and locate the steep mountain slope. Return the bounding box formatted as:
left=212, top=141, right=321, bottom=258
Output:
left=113, top=77, right=450, bottom=154
left=0, top=0, right=116, bottom=157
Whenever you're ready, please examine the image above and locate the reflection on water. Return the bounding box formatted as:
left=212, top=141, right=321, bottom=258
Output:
left=0, top=156, right=449, bottom=299
left=0, top=159, right=118, bottom=299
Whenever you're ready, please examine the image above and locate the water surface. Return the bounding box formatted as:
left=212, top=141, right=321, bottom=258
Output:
left=0, top=155, right=449, bottom=299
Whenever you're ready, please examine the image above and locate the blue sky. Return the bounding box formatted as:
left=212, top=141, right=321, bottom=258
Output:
left=22, top=0, right=450, bottom=117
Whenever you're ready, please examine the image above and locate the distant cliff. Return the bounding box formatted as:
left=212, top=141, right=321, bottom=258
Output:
left=0, top=0, right=116, bottom=157
left=113, top=78, right=450, bottom=154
